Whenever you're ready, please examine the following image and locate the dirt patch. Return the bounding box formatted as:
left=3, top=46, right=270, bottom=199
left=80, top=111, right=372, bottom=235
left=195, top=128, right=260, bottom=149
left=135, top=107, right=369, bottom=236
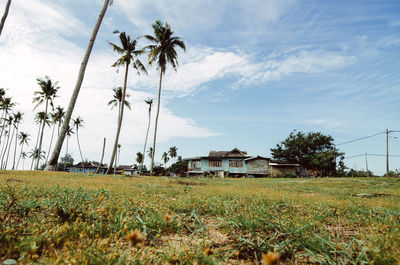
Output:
left=174, top=180, right=206, bottom=186
left=6, top=178, right=24, bottom=183
left=353, top=193, right=396, bottom=198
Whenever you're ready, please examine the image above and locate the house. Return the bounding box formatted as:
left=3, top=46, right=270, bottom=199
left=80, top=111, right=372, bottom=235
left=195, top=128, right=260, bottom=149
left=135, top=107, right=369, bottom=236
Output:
left=184, top=148, right=300, bottom=177
left=67, top=162, right=107, bottom=174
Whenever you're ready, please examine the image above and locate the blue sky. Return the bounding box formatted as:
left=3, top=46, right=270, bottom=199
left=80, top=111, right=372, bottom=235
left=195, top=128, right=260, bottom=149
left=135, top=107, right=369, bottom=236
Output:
left=0, top=0, right=399, bottom=174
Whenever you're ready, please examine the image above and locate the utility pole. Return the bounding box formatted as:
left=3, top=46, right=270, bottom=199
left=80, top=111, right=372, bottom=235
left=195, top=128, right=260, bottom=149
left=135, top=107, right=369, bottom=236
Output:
left=386, top=128, right=389, bottom=176
left=365, top=152, right=369, bottom=177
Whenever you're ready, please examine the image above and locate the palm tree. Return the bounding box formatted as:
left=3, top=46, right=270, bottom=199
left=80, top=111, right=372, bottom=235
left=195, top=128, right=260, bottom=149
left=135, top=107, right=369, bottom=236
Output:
left=45, top=0, right=113, bottom=171
left=140, top=98, right=153, bottom=174
left=20, top=151, right=28, bottom=170
left=0, top=97, right=15, bottom=145
left=0, top=115, right=13, bottom=168
left=16, top=132, right=29, bottom=169
left=46, top=106, right=64, bottom=163
left=31, top=111, right=50, bottom=170
left=142, top=20, right=186, bottom=174
left=0, top=0, right=12, bottom=37
left=72, top=116, right=84, bottom=162
left=108, top=87, right=131, bottom=111
left=136, top=152, right=143, bottom=165
left=33, top=76, right=59, bottom=169
left=168, top=146, right=178, bottom=164
left=106, top=30, right=147, bottom=174
left=162, top=152, right=169, bottom=168
left=11, top=111, right=23, bottom=169
left=65, top=124, right=74, bottom=156
left=29, top=148, right=45, bottom=169
left=147, top=147, right=153, bottom=160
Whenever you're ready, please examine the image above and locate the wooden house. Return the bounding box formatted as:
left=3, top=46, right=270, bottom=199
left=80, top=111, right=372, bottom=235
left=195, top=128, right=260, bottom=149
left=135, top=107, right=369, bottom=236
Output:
left=67, top=162, right=107, bottom=174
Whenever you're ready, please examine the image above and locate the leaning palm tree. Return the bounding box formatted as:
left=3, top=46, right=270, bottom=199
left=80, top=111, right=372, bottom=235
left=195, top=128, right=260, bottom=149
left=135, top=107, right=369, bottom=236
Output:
left=162, top=152, right=169, bottom=168
left=168, top=146, right=178, bottom=164
left=0, top=97, right=15, bottom=145
left=140, top=98, right=153, bottom=174
left=16, top=132, right=29, bottom=169
left=0, top=0, right=12, bottom=37
left=142, top=20, right=186, bottom=174
left=33, top=76, right=59, bottom=169
left=45, top=0, right=113, bottom=171
left=106, top=30, right=147, bottom=174
left=72, top=116, right=84, bottom=162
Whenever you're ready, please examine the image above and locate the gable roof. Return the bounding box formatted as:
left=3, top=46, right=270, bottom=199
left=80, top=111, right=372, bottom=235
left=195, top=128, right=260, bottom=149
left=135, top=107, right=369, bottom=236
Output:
left=245, top=156, right=270, bottom=161
left=207, top=148, right=248, bottom=158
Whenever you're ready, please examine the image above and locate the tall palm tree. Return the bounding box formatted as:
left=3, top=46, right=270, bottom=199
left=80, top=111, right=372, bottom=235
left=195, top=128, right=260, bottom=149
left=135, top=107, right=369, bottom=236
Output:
left=16, top=132, right=29, bottom=169
left=46, top=106, right=64, bottom=163
left=136, top=152, right=143, bottom=165
left=0, top=0, right=12, bottom=37
left=65, top=124, right=74, bottom=156
left=162, top=152, right=169, bottom=168
left=29, top=148, right=45, bottom=169
left=1, top=115, right=13, bottom=168
left=11, top=111, right=23, bottom=169
left=106, top=30, right=147, bottom=174
left=72, top=116, right=84, bottom=162
left=20, top=151, right=28, bottom=170
left=45, top=0, right=113, bottom=171
left=31, top=112, right=50, bottom=170
left=0, top=97, right=15, bottom=145
left=142, top=20, right=186, bottom=174
left=168, top=146, right=178, bottom=164
left=147, top=147, right=153, bottom=160
left=108, top=87, right=131, bottom=111
left=33, top=76, right=59, bottom=169
left=140, top=98, right=153, bottom=174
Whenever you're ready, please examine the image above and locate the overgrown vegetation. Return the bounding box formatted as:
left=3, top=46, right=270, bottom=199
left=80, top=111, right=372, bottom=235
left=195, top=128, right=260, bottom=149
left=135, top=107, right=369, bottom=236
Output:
left=1, top=171, right=399, bottom=264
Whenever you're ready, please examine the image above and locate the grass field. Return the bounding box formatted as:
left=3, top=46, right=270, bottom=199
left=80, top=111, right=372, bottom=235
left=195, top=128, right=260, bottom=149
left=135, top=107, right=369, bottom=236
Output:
left=1, top=171, right=400, bottom=264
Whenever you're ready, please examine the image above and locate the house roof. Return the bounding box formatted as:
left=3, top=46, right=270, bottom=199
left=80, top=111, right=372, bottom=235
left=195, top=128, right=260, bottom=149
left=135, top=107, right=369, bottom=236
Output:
left=208, top=148, right=248, bottom=158
left=75, top=162, right=105, bottom=168
left=245, top=156, right=270, bottom=161
left=117, top=165, right=135, bottom=170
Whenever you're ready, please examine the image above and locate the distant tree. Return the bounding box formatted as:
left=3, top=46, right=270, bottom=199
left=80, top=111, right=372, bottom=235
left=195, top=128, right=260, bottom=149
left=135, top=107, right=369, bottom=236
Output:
left=72, top=116, right=84, bottom=162
left=19, top=151, right=28, bottom=170
left=140, top=98, right=153, bottom=174
left=168, top=146, right=178, bottom=164
left=162, top=152, right=169, bottom=167
left=170, top=159, right=188, bottom=176
left=147, top=147, right=153, bottom=160
left=65, top=124, right=74, bottom=156
left=271, top=130, right=344, bottom=177
left=29, top=148, right=45, bottom=169
left=16, top=132, right=29, bottom=169
left=58, top=153, right=74, bottom=171
left=108, top=87, right=131, bottom=111
left=136, top=152, right=143, bottom=165
left=46, top=106, right=65, bottom=163
left=11, top=111, right=23, bottom=169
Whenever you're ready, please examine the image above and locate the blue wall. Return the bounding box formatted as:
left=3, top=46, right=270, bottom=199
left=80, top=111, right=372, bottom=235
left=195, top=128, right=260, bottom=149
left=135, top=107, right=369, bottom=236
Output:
left=67, top=167, right=107, bottom=174
left=190, top=158, right=247, bottom=174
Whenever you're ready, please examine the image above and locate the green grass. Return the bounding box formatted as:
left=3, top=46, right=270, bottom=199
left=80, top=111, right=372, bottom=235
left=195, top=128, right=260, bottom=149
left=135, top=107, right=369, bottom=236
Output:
left=0, top=171, right=399, bottom=264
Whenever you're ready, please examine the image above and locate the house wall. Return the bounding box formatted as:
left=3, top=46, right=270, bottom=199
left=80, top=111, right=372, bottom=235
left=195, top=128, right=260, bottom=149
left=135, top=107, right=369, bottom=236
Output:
left=270, top=166, right=296, bottom=177
left=67, top=167, right=106, bottom=174
left=247, top=159, right=270, bottom=175
left=199, top=158, right=247, bottom=174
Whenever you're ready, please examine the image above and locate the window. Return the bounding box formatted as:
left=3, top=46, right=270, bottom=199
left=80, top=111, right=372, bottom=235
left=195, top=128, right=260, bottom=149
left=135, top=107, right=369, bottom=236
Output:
left=229, top=160, right=243, bottom=168
left=209, top=160, right=222, bottom=167
left=192, top=160, right=201, bottom=168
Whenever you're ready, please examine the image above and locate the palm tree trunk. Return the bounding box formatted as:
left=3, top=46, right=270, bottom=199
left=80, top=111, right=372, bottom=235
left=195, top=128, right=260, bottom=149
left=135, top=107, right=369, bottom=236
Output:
left=0, top=110, right=7, bottom=147
left=76, top=128, right=84, bottom=162
left=106, top=62, right=129, bottom=174
left=150, top=71, right=163, bottom=175
left=46, top=123, right=56, bottom=163
left=16, top=142, right=24, bottom=169
left=1, top=130, right=10, bottom=169
left=31, top=122, right=42, bottom=170
left=140, top=106, right=152, bottom=174
left=66, top=135, right=69, bottom=156
left=11, top=125, right=18, bottom=169
left=35, top=100, right=48, bottom=169
left=45, top=0, right=111, bottom=171
left=95, top=137, right=106, bottom=174
left=4, top=125, right=15, bottom=169
left=0, top=0, right=12, bottom=37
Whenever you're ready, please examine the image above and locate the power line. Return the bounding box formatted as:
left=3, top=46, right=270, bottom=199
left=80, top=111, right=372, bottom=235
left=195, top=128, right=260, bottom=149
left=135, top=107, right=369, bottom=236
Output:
left=344, top=153, right=400, bottom=159
left=336, top=131, right=386, bottom=146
